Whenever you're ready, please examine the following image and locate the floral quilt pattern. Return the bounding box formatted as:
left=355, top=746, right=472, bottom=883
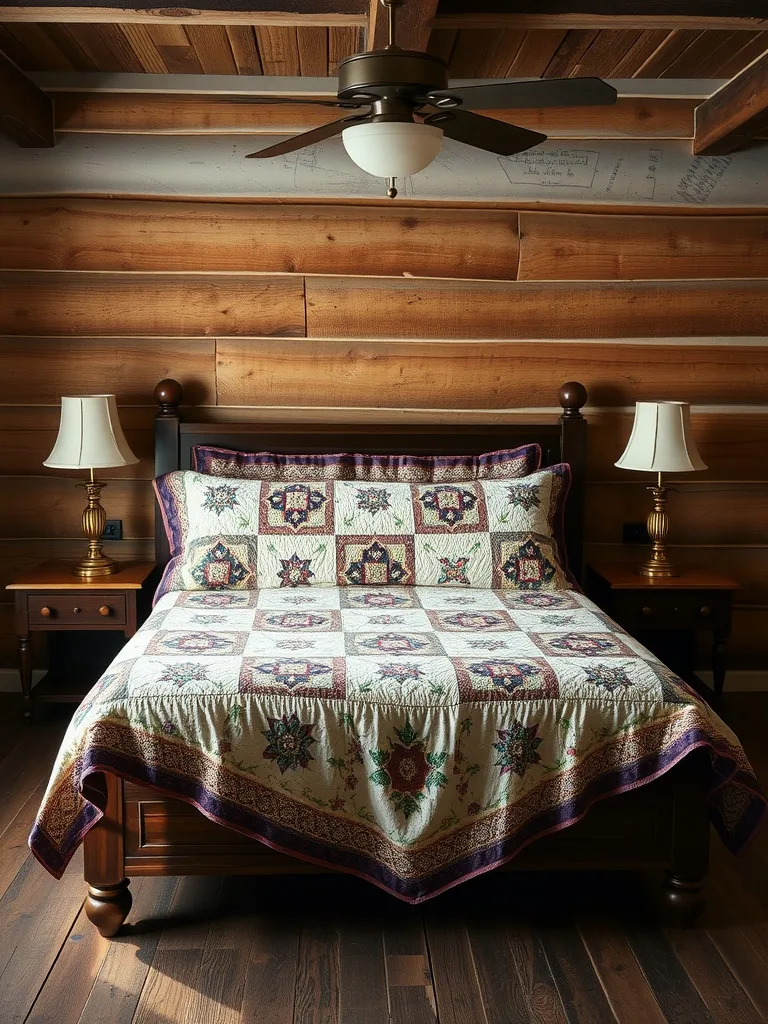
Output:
left=30, top=586, right=765, bottom=902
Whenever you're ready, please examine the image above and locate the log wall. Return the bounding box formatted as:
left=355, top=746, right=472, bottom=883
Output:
left=1, top=198, right=766, bottom=671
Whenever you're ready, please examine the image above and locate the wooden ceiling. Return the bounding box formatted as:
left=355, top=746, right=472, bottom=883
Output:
left=0, top=4, right=767, bottom=79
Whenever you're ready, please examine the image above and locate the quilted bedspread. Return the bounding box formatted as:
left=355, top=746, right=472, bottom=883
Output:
left=30, top=586, right=765, bottom=901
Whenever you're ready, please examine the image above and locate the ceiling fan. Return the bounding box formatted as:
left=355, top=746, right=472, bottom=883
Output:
left=242, top=0, right=617, bottom=197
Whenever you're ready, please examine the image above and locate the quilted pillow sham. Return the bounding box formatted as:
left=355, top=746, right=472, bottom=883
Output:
left=191, top=443, right=541, bottom=482
left=154, top=464, right=572, bottom=599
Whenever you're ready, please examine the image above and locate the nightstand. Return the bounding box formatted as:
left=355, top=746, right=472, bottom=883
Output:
left=586, top=563, right=739, bottom=699
left=7, top=560, right=154, bottom=720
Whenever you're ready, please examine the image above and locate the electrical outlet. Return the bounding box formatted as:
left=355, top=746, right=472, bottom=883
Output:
left=622, top=522, right=650, bottom=545
left=102, top=520, right=123, bottom=541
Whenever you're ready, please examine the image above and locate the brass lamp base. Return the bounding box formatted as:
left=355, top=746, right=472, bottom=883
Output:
left=73, top=476, right=117, bottom=578
left=636, top=472, right=678, bottom=579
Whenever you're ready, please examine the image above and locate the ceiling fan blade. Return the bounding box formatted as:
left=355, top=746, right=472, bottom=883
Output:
left=227, top=95, right=358, bottom=109
left=427, top=77, right=617, bottom=111
left=424, top=109, right=546, bottom=156
left=245, top=114, right=370, bottom=158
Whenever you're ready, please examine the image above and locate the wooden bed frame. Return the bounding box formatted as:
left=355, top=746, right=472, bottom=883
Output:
left=82, top=379, right=710, bottom=937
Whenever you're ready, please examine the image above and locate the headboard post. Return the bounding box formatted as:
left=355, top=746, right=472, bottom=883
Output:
left=558, top=381, right=588, bottom=584
left=154, top=379, right=183, bottom=567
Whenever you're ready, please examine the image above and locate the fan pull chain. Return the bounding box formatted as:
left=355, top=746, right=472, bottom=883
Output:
left=387, top=177, right=398, bottom=199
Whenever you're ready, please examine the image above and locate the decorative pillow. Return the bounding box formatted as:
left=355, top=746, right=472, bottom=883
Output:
left=153, top=464, right=572, bottom=600
left=191, top=444, right=541, bottom=482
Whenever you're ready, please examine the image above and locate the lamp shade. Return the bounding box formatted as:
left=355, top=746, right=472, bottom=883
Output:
left=342, top=121, right=443, bottom=177
left=44, top=394, right=139, bottom=470
left=615, top=401, right=706, bottom=473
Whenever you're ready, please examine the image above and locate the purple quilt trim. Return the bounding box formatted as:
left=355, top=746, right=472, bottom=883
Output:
left=28, top=732, right=766, bottom=903
left=191, top=444, right=541, bottom=481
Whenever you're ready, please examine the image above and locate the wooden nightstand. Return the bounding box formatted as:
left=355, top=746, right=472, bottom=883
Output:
left=586, top=563, right=739, bottom=699
left=7, top=560, right=155, bottom=720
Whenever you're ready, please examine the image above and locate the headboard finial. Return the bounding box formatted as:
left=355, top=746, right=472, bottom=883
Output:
left=155, top=379, right=183, bottom=417
left=558, top=381, right=588, bottom=419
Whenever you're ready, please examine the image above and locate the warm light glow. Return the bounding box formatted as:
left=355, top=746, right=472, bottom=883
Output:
left=342, top=121, right=444, bottom=178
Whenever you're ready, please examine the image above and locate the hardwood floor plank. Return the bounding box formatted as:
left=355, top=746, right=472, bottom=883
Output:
left=705, top=885, right=768, bottom=1019
left=239, top=905, right=299, bottom=1024
left=383, top=914, right=437, bottom=1024
left=0, top=722, right=65, bottom=839
left=578, top=925, right=667, bottom=1024
left=425, top=917, right=489, bottom=1024
left=539, top=926, right=617, bottom=1024
left=77, top=876, right=180, bottom=1024
left=337, top=918, right=389, bottom=1024
left=504, top=924, right=568, bottom=1024
left=0, top=850, right=85, bottom=1024
left=626, top=928, right=717, bottom=1024
left=191, top=876, right=253, bottom=1024
left=293, top=920, right=340, bottom=1024
left=0, top=778, right=47, bottom=902
left=24, top=903, right=110, bottom=1024
left=466, top=919, right=532, bottom=1024
left=666, top=926, right=763, bottom=1023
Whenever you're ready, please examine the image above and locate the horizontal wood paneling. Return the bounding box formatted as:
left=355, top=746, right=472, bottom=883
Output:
left=0, top=199, right=519, bottom=280
left=0, top=478, right=152, bottom=539
left=587, top=411, right=768, bottom=481
left=0, top=273, right=305, bottom=337
left=0, top=540, right=154, bottom=593
left=217, top=338, right=768, bottom=407
left=0, top=339, right=216, bottom=404
left=50, top=92, right=699, bottom=140
left=305, top=278, right=768, bottom=339
left=586, top=483, right=768, bottom=545
left=0, top=428, right=153, bottom=478
left=518, top=213, right=768, bottom=280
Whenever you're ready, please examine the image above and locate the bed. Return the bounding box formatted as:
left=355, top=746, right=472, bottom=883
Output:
left=29, top=380, right=766, bottom=937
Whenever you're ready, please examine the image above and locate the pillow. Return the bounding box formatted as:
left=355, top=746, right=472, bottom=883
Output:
left=153, top=464, right=572, bottom=600
left=190, top=443, right=541, bottom=482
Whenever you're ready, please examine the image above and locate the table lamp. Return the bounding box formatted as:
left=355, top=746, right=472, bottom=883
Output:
left=615, top=401, right=706, bottom=578
left=44, top=395, right=139, bottom=578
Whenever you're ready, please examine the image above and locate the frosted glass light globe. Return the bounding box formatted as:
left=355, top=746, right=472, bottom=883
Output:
left=342, top=121, right=444, bottom=177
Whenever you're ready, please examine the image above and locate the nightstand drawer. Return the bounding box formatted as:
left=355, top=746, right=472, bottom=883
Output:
left=28, top=594, right=127, bottom=627
left=611, top=590, right=731, bottom=633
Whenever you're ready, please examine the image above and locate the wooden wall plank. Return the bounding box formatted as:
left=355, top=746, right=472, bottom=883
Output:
left=49, top=92, right=699, bottom=141
left=518, top=213, right=768, bottom=279
left=225, top=26, right=263, bottom=75
left=0, top=478, right=152, bottom=538
left=0, top=428, right=153, bottom=478
left=0, top=199, right=520, bottom=280
left=254, top=26, right=300, bottom=75
left=146, top=24, right=204, bottom=74
left=0, top=272, right=306, bottom=337
left=304, top=278, right=768, bottom=339
left=586, top=483, right=768, bottom=545
left=216, top=338, right=768, bottom=408
left=185, top=24, right=238, bottom=76
left=587, top=411, right=768, bottom=482
left=0, top=339, right=215, bottom=403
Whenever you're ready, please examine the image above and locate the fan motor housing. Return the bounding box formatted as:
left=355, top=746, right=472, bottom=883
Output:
left=337, top=50, right=448, bottom=102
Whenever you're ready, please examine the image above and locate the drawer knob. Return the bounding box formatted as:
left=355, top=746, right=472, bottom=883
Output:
left=73, top=606, right=81, bottom=614
left=39, top=606, right=51, bottom=617
left=641, top=606, right=653, bottom=616
left=700, top=606, right=712, bottom=617
left=99, top=605, right=111, bottom=617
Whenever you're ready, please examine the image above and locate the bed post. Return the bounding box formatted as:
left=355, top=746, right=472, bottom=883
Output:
left=83, top=773, right=132, bottom=936
left=558, top=381, right=588, bottom=584
left=154, top=379, right=183, bottom=570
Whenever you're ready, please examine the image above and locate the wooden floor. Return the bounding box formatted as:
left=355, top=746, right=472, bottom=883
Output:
left=0, top=694, right=767, bottom=1024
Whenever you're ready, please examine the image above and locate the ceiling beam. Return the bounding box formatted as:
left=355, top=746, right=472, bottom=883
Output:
left=434, top=13, right=768, bottom=30
left=0, top=48, right=54, bottom=146
left=368, top=0, right=439, bottom=51
left=694, top=48, right=768, bottom=154
left=0, top=6, right=367, bottom=26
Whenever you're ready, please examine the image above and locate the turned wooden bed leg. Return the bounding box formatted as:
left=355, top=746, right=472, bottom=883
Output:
left=661, top=757, right=710, bottom=926
left=83, top=772, right=131, bottom=937
left=85, top=880, right=132, bottom=937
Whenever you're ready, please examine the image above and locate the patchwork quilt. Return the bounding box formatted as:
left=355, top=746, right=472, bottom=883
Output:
left=30, top=586, right=765, bottom=901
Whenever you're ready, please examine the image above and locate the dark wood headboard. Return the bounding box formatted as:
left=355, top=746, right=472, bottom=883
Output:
left=153, top=380, right=588, bottom=580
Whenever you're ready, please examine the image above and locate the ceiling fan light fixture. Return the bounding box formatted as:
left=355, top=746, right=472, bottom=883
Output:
left=341, top=121, right=443, bottom=178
